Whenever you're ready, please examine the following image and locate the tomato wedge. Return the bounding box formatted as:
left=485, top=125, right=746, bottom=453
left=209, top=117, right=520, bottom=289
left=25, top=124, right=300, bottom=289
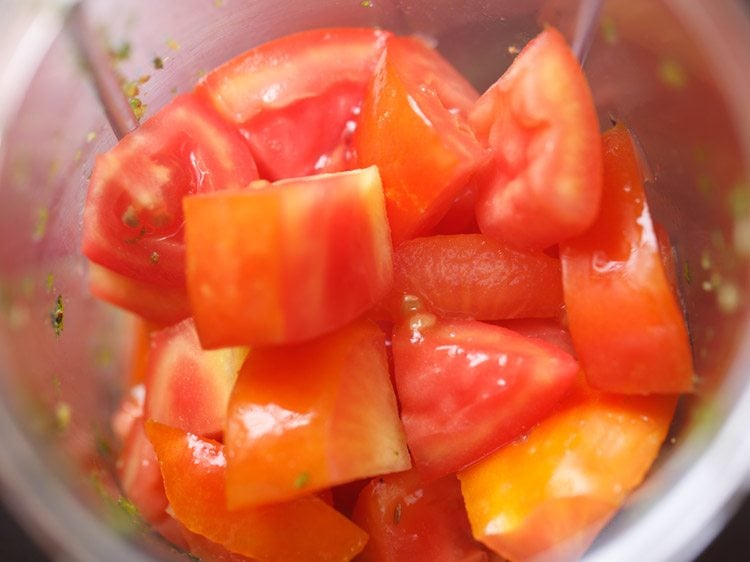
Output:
left=184, top=166, right=393, bottom=348
left=560, top=125, right=694, bottom=394
left=82, top=93, right=259, bottom=289
left=355, top=36, right=488, bottom=244
left=144, top=318, right=247, bottom=437
left=225, top=319, right=410, bottom=509
left=387, top=233, right=564, bottom=321
left=392, top=315, right=578, bottom=479
left=145, top=421, right=368, bottom=562
left=196, top=28, right=390, bottom=180
left=458, top=386, right=677, bottom=562
left=469, top=27, right=602, bottom=249
left=353, top=470, right=489, bottom=562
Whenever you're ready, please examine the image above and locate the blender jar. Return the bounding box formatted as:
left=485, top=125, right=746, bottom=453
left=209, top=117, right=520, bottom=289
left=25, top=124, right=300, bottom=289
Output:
left=1, top=1, right=749, bottom=561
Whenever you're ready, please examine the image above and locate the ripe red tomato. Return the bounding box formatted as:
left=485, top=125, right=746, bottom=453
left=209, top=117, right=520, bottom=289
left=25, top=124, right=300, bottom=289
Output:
left=388, top=233, right=564, bottom=321
left=184, top=166, right=393, bottom=348
left=145, top=421, right=369, bottom=562
left=82, top=93, right=259, bottom=320
left=196, top=28, right=390, bottom=180
left=392, top=315, right=578, bottom=479
left=353, top=470, right=489, bottom=562
left=469, top=27, right=602, bottom=249
left=224, top=319, right=409, bottom=509
left=560, top=125, right=694, bottom=394
left=355, top=36, right=488, bottom=244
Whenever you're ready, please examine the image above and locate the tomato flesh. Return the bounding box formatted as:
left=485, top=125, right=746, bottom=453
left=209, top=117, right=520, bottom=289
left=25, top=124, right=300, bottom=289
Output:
left=184, top=166, right=393, bottom=348
left=355, top=36, right=488, bottom=244
left=560, top=125, right=694, bottom=394
left=145, top=421, right=368, bottom=562
left=225, top=319, right=410, bottom=509
left=469, top=27, right=602, bottom=249
left=393, top=315, right=578, bottom=479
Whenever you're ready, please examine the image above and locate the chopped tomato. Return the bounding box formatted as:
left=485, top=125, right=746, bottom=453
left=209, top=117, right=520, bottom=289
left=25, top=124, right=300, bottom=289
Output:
left=145, top=421, right=368, bottom=562
left=355, top=36, right=488, bottom=244
left=111, top=383, right=145, bottom=442
left=560, top=125, right=694, bottom=394
left=225, top=319, right=410, bottom=509
left=353, top=470, right=489, bottom=562
left=392, top=315, right=578, bottom=479
left=184, top=166, right=393, bottom=348
left=144, top=318, right=247, bottom=437
left=87, top=263, right=191, bottom=327
left=430, top=180, right=481, bottom=235
left=387, top=234, right=564, bottom=321
left=196, top=28, right=390, bottom=180
left=458, top=386, right=678, bottom=562
left=180, top=527, right=256, bottom=562
left=495, top=318, right=576, bottom=356
left=126, top=318, right=158, bottom=386
left=469, top=27, right=602, bottom=249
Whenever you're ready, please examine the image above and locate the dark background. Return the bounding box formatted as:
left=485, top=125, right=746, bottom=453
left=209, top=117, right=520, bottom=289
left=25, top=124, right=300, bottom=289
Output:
left=2, top=495, right=750, bottom=560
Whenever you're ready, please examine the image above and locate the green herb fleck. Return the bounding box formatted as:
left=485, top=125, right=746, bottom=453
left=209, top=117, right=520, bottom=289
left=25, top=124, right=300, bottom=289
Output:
left=110, top=41, right=132, bottom=62
left=51, top=294, right=64, bottom=336
left=118, top=497, right=139, bottom=518
left=46, top=273, right=55, bottom=293
left=54, top=402, right=72, bottom=432
left=32, top=207, right=49, bottom=241
left=393, top=502, right=402, bottom=525
left=129, top=97, right=146, bottom=121
left=86, top=131, right=97, bottom=143
left=729, top=181, right=750, bottom=218
left=659, top=58, right=687, bottom=90
left=600, top=16, right=618, bottom=45
left=94, top=431, right=113, bottom=459
left=294, top=471, right=310, bottom=489
left=153, top=56, right=164, bottom=70
left=360, top=0, right=373, bottom=7
left=166, top=38, right=181, bottom=51
left=683, top=261, right=692, bottom=285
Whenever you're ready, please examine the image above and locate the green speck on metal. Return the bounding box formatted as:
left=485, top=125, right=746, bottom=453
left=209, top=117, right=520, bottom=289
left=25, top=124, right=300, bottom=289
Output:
left=600, top=16, right=618, bottom=44
left=51, top=294, right=64, bottom=336
left=360, top=0, right=373, bottom=7
left=659, top=58, right=687, bottom=90
left=683, top=261, right=692, bottom=285
left=110, top=41, right=132, bottom=62
left=294, top=471, right=311, bottom=489
left=728, top=181, right=750, bottom=218
left=129, top=97, right=146, bottom=121
left=117, top=497, right=139, bottom=519
left=54, top=402, right=72, bottom=432
left=94, top=430, right=113, bottom=459
left=153, top=56, right=164, bottom=70
left=32, top=207, right=49, bottom=241
left=46, top=273, right=55, bottom=294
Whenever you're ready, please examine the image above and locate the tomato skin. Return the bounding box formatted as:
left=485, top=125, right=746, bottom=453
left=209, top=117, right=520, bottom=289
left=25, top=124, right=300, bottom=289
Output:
left=355, top=36, right=488, bottom=244
left=145, top=421, right=368, bottom=562
left=560, top=125, right=694, bottom=394
left=353, top=470, right=489, bottom=562
left=392, top=316, right=578, bottom=480
left=82, top=93, right=259, bottom=289
left=144, top=318, right=247, bottom=437
left=458, top=385, right=677, bottom=562
left=196, top=28, right=390, bottom=180
left=388, top=234, right=564, bottom=321
left=470, top=27, right=602, bottom=249
left=225, top=319, right=410, bottom=509
left=184, top=166, right=393, bottom=348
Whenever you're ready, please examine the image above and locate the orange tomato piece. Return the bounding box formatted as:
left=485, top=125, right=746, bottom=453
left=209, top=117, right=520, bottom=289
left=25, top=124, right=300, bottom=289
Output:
left=560, top=125, right=694, bottom=394
left=145, top=421, right=368, bottom=562
left=183, top=166, right=393, bottom=348
left=458, top=387, right=678, bottom=562
left=225, top=319, right=410, bottom=509
left=355, top=36, right=488, bottom=244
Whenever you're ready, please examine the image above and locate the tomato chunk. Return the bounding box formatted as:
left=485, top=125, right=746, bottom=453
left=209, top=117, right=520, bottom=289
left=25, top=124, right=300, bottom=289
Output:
left=145, top=421, right=368, bottom=562
left=184, top=166, right=393, bottom=348
left=458, top=386, right=677, bottom=562
left=196, top=28, right=390, bottom=180
left=469, top=27, right=602, bottom=249
left=225, top=319, right=410, bottom=509
left=353, top=470, right=489, bottom=562
left=392, top=315, right=578, bottom=479
left=144, top=318, right=247, bottom=437
left=355, top=36, right=488, bottom=244
left=387, top=234, right=563, bottom=321
left=560, top=125, right=694, bottom=394
left=83, top=93, right=259, bottom=287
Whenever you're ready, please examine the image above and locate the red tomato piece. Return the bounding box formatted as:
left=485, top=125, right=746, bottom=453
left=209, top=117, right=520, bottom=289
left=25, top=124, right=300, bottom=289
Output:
left=430, top=180, right=481, bottom=235
left=495, top=318, right=576, bottom=357
left=225, top=319, right=410, bottom=509
left=387, top=233, right=564, bottom=321
left=184, top=166, right=393, bottom=348
left=82, top=93, right=259, bottom=306
left=353, top=470, right=490, bottom=562
left=469, top=27, right=602, bottom=249
left=144, top=318, right=247, bottom=437
left=196, top=28, right=390, bottom=180
left=87, top=263, right=191, bottom=327
left=355, top=36, right=488, bottom=244
left=180, top=527, right=256, bottom=562
left=560, top=125, right=694, bottom=394
left=145, top=421, right=368, bottom=562
left=458, top=385, right=677, bottom=562
left=392, top=315, right=578, bottom=479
